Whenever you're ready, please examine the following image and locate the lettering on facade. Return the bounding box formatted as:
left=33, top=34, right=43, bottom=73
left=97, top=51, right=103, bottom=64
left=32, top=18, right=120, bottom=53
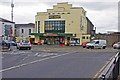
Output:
left=49, top=15, right=61, bottom=19
left=44, top=33, right=58, bottom=36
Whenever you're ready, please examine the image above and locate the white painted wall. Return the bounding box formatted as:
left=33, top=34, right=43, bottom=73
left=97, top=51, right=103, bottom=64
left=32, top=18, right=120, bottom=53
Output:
left=16, top=26, right=34, bottom=37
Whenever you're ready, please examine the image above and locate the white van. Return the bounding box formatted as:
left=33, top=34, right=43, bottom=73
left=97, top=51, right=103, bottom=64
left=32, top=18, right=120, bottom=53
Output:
left=86, top=39, right=106, bottom=49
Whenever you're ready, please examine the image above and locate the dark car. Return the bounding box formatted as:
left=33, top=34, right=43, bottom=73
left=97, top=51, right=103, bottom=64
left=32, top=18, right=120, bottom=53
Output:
left=10, top=41, right=17, bottom=46
left=0, top=40, right=11, bottom=49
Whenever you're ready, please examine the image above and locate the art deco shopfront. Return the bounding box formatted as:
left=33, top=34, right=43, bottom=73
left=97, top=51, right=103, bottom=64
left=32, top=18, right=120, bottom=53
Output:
left=30, top=33, right=77, bottom=45
left=30, top=20, right=79, bottom=45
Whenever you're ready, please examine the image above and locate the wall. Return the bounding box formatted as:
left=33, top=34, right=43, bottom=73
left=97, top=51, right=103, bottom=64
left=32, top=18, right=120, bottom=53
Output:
left=16, top=26, right=34, bottom=37
left=35, top=3, right=89, bottom=45
left=95, top=33, right=120, bottom=46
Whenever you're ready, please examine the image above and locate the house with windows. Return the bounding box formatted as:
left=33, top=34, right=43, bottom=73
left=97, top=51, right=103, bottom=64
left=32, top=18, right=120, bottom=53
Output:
left=0, top=17, right=15, bottom=40
left=30, top=2, right=95, bottom=45
left=15, top=23, right=34, bottom=42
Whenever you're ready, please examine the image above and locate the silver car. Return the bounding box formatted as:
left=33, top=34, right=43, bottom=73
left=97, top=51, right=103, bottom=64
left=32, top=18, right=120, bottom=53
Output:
left=113, top=42, right=120, bottom=49
left=17, top=40, right=31, bottom=50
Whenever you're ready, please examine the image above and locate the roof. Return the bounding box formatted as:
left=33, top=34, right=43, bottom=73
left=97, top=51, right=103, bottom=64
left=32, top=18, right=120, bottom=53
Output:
left=0, top=17, right=15, bottom=23
left=15, top=23, right=35, bottom=28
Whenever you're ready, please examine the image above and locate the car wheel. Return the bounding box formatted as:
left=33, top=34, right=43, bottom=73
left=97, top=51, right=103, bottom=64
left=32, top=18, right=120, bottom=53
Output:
left=16, top=46, right=19, bottom=49
left=103, top=46, right=106, bottom=49
left=83, top=46, right=85, bottom=48
left=86, top=47, right=89, bottom=49
left=29, top=47, right=31, bottom=50
left=91, top=46, right=94, bottom=49
left=19, top=47, right=21, bottom=50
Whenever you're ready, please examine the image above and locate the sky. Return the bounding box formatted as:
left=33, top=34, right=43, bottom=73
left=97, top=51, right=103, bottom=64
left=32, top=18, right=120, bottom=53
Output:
left=0, top=0, right=119, bottom=33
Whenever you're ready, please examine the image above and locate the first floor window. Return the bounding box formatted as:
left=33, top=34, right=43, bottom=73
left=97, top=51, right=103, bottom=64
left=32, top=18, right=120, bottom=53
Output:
left=21, top=29, right=24, bottom=33
left=29, top=29, right=31, bottom=33
left=82, top=36, right=85, bottom=39
left=44, top=20, right=65, bottom=33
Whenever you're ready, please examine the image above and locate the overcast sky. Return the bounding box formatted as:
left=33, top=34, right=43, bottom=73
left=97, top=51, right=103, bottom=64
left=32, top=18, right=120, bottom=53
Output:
left=0, top=0, right=119, bottom=33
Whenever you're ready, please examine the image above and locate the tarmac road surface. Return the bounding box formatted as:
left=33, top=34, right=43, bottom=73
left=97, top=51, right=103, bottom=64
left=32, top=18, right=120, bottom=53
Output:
left=1, top=45, right=118, bottom=78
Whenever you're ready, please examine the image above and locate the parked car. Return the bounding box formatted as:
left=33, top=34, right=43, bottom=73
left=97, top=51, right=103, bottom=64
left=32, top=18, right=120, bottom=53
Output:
left=10, top=41, right=17, bottom=46
left=82, top=42, right=89, bottom=48
left=70, top=40, right=80, bottom=46
left=70, top=40, right=76, bottom=46
left=86, top=39, right=106, bottom=49
left=113, top=42, right=120, bottom=49
left=37, top=41, right=42, bottom=45
left=17, top=40, right=31, bottom=50
left=0, top=40, right=11, bottom=49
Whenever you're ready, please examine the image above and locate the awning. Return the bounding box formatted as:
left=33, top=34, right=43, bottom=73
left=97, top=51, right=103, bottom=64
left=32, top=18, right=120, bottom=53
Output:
left=58, top=33, right=75, bottom=37
left=29, top=33, right=44, bottom=36
left=29, top=33, right=76, bottom=37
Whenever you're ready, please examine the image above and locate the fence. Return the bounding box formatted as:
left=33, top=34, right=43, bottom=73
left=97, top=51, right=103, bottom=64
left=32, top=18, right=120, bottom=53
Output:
left=93, top=52, right=120, bottom=80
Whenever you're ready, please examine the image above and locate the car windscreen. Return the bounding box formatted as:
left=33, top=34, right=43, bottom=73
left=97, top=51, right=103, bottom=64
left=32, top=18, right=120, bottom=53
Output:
left=117, top=42, right=120, bottom=44
left=22, top=40, right=29, bottom=43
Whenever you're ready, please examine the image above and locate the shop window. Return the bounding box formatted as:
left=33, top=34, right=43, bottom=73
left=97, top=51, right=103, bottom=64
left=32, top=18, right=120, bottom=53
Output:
left=82, top=36, right=85, bottom=39
left=86, top=36, right=89, bottom=39
left=67, top=12, right=70, bottom=14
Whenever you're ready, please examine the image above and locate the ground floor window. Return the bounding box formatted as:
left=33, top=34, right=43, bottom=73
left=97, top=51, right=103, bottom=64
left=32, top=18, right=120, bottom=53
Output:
left=40, top=36, right=65, bottom=45
left=70, top=38, right=80, bottom=45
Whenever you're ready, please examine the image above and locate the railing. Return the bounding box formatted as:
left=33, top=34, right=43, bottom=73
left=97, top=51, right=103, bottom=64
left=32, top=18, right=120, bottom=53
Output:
left=93, top=52, right=120, bottom=80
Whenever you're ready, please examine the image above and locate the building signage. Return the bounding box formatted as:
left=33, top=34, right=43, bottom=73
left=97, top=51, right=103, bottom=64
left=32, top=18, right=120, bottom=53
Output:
left=44, top=33, right=58, bottom=36
left=49, top=15, right=61, bottom=19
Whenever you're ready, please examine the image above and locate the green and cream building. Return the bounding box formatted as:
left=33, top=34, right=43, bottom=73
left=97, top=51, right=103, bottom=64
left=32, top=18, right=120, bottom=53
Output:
left=30, top=2, right=94, bottom=45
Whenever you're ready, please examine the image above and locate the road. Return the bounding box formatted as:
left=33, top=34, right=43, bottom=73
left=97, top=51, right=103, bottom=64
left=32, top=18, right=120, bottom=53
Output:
left=1, top=45, right=119, bottom=78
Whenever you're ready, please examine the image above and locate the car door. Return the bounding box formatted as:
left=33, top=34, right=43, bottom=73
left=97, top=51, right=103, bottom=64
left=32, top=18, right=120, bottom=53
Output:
left=94, top=41, right=100, bottom=48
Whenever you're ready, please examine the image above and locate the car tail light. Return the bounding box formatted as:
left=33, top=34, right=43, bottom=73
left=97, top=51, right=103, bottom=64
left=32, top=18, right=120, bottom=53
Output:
left=20, top=43, right=22, bottom=45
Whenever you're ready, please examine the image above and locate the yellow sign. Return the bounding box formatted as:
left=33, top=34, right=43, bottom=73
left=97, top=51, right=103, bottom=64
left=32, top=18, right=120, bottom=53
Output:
left=49, top=15, right=61, bottom=19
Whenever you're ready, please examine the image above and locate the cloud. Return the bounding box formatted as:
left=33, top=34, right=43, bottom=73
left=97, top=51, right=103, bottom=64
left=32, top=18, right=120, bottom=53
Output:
left=0, top=1, right=118, bottom=33
left=87, top=9, right=118, bottom=33
left=72, top=2, right=118, bottom=11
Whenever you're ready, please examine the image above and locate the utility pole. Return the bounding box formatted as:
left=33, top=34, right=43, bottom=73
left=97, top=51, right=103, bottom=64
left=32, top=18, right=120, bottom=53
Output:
left=11, top=0, right=14, bottom=22
left=10, top=0, right=14, bottom=41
